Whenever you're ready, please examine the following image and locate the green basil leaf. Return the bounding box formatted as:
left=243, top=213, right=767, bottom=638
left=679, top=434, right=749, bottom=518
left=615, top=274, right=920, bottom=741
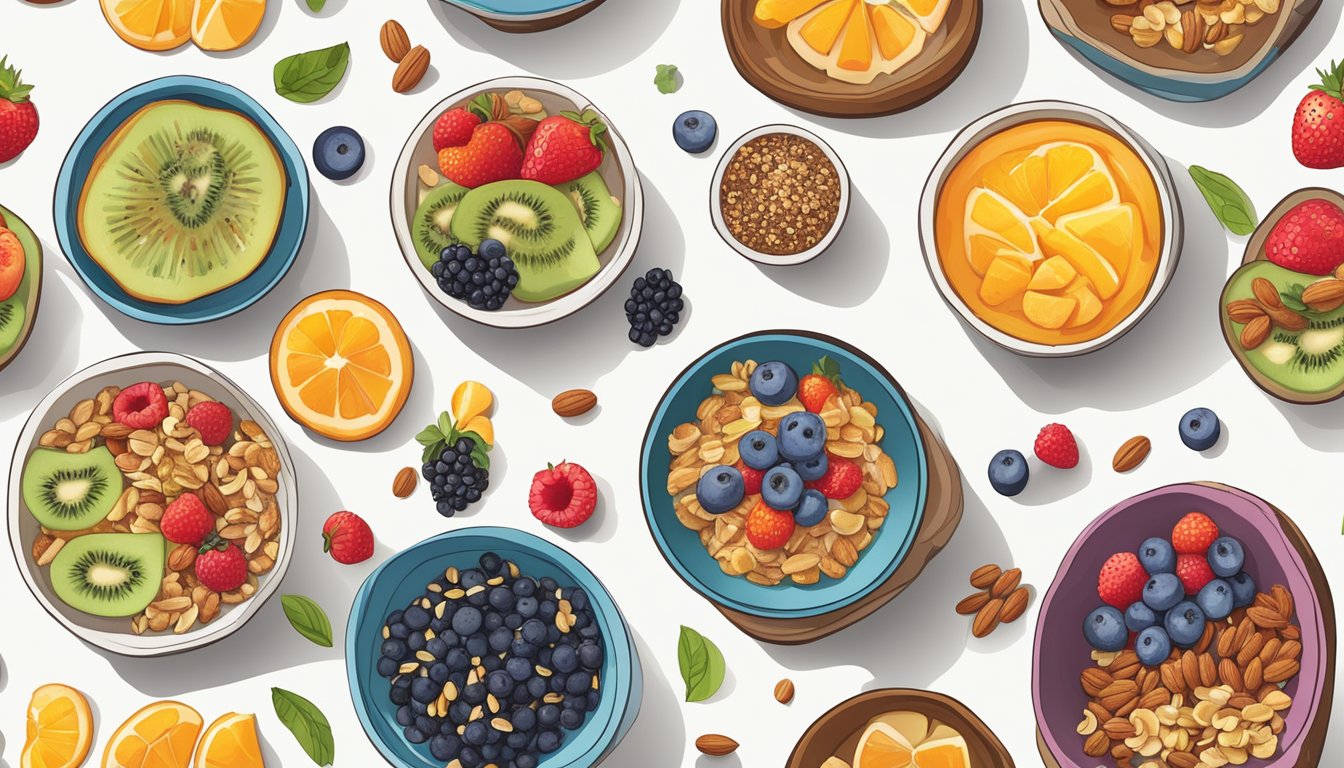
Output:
left=281, top=595, right=333, bottom=647
left=1189, top=165, right=1257, bottom=236
left=306, top=0, right=326, bottom=9
left=415, top=426, right=442, bottom=447
left=272, top=687, right=335, bottom=765
left=654, top=64, right=680, bottom=94
left=677, top=625, right=725, bottom=702
left=438, top=411, right=455, bottom=439
left=274, top=42, right=349, bottom=104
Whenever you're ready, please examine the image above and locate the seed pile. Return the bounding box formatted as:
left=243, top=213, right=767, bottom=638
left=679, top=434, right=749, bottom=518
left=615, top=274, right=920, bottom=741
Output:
left=719, top=133, right=841, bottom=256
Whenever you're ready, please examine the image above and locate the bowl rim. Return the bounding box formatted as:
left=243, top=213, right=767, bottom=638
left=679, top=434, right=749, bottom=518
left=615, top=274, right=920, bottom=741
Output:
left=709, top=124, right=851, bottom=267
left=440, top=0, right=600, bottom=20
left=52, top=75, right=310, bottom=325
left=917, top=99, right=1184, bottom=357
left=639, top=329, right=929, bottom=619
left=6, top=351, right=298, bottom=656
left=0, top=204, right=42, bottom=374
left=389, top=75, right=645, bottom=330
left=345, top=525, right=639, bottom=768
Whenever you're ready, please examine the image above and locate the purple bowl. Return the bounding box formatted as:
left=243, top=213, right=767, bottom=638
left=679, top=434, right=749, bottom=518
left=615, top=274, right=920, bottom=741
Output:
left=1033, top=483, right=1332, bottom=767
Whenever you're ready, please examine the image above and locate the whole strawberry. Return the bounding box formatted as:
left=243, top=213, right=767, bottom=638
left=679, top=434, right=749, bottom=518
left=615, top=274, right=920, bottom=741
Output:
left=433, top=107, right=482, bottom=152
left=529, top=461, right=598, bottom=528
left=1171, top=511, right=1219, bottom=555
left=1264, top=198, right=1344, bottom=275
left=161, top=493, right=215, bottom=546
left=1293, top=60, right=1344, bottom=169
left=809, top=455, right=862, bottom=500
left=1097, top=551, right=1147, bottom=608
left=797, top=356, right=841, bottom=414
left=195, top=542, right=248, bottom=593
left=1034, top=423, right=1079, bottom=469
left=185, top=401, right=234, bottom=446
left=519, top=110, right=607, bottom=186
left=323, top=511, right=374, bottom=564
left=0, top=57, right=37, bottom=164
left=736, top=460, right=764, bottom=496
left=745, top=499, right=795, bottom=550
left=438, top=122, right=524, bottom=189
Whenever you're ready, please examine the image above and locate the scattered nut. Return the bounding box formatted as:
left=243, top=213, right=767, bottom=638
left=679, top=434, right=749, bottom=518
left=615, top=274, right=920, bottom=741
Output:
left=552, top=389, right=598, bottom=418
left=392, top=45, right=431, bottom=93
left=380, top=19, right=411, bottom=63
left=695, top=734, right=739, bottom=756
left=393, top=466, right=418, bottom=499
left=773, top=678, right=795, bottom=704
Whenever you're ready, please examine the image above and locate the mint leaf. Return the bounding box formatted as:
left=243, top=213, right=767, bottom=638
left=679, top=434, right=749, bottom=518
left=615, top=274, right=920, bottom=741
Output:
left=1189, top=166, right=1257, bottom=236
left=654, top=64, right=680, bottom=94
left=274, top=42, right=349, bottom=104
left=677, top=626, right=725, bottom=702
left=272, top=688, right=335, bottom=765
left=281, top=595, right=333, bottom=647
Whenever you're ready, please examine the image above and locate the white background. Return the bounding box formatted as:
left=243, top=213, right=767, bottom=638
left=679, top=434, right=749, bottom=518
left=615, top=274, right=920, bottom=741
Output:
left=1, top=0, right=1343, bottom=765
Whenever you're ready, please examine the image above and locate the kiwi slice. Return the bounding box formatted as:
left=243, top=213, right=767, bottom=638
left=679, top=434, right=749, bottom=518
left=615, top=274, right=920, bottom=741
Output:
left=22, top=447, right=124, bottom=531
left=1231, top=262, right=1344, bottom=396
left=450, top=180, right=600, bottom=303
left=77, top=100, right=287, bottom=305
left=0, top=296, right=26, bottom=354
left=50, top=533, right=164, bottom=617
left=557, top=172, right=621, bottom=253
left=412, top=182, right=470, bottom=271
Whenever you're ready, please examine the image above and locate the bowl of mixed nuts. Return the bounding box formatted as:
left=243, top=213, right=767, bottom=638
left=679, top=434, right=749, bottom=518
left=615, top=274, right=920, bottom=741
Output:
left=6, top=352, right=297, bottom=656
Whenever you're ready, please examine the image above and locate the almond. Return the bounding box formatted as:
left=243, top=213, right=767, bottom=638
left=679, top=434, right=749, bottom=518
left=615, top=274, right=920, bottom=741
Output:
left=201, top=483, right=228, bottom=516
left=1083, top=730, right=1109, bottom=757
left=999, top=586, right=1030, bottom=623
left=1226, top=299, right=1266, bottom=323
left=1240, top=315, right=1271, bottom=349
left=1112, top=435, right=1150, bottom=472
left=990, top=567, right=1021, bottom=598
left=168, top=544, right=197, bottom=571
left=1102, top=716, right=1135, bottom=740
left=1247, top=605, right=1288, bottom=630
left=1265, top=303, right=1310, bottom=331
left=1167, top=752, right=1200, bottom=768
left=1302, top=279, right=1344, bottom=312
left=393, top=466, right=417, bottom=499
left=1110, top=13, right=1135, bottom=33
left=955, top=591, right=990, bottom=616
left=1252, top=277, right=1283, bottom=309
left=968, top=563, right=1001, bottom=589
left=695, top=734, right=739, bottom=756
left=392, top=45, right=430, bottom=93
left=1263, top=658, right=1300, bottom=683
left=1198, top=652, right=1217, bottom=687
left=1271, top=584, right=1294, bottom=618
left=773, top=678, right=794, bottom=704
left=380, top=19, right=411, bottom=63
left=1243, top=657, right=1264, bottom=690
left=1081, top=668, right=1113, bottom=697
left=1219, top=657, right=1244, bottom=691
left=971, top=598, right=1003, bottom=638
left=552, top=389, right=598, bottom=418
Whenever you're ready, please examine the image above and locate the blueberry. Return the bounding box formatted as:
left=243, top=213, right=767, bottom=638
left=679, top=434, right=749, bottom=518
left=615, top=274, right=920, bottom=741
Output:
left=793, top=489, right=828, bottom=527
left=487, top=670, right=514, bottom=698
left=463, top=720, right=488, bottom=746
left=537, top=704, right=561, bottom=727
left=430, top=733, right=462, bottom=761
left=695, top=465, right=746, bottom=514
left=376, top=656, right=398, bottom=678
left=389, top=684, right=412, bottom=706
left=1083, top=606, right=1128, bottom=652
left=777, top=412, right=826, bottom=462
left=987, top=449, right=1029, bottom=497
left=762, top=465, right=803, bottom=510
left=740, top=430, right=780, bottom=470
left=387, top=621, right=410, bottom=640
left=405, top=726, right=428, bottom=744
left=1125, top=601, right=1158, bottom=633
left=488, top=586, right=515, bottom=611
left=1196, top=579, right=1234, bottom=620
left=1135, top=626, right=1172, bottom=667
left=411, top=676, right=440, bottom=704
left=312, top=126, right=365, bottom=181
left=749, top=361, right=799, bottom=406
left=452, top=606, right=483, bottom=636
left=404, top=605, right=431, bottom=630
left=1227, top=571, right=1257, bottom=608
left=672, top=110, right=717, bottom=154
left=478, top=240, right=506, bottom=261
left=513, top=706, right=537, bottom=732
left=1179, top=407, right=1221, bottom=451
left=560, top=708, right=584, bottom=730
left=537, top=730, right=562, bottom=753
left=565, top=671, right=590, bottom=696
left=552, top=644, right=579, bottom=674
left=1207, top=536, right=1244, bottom=578
left=795, top=452, right=828, bottom=482
left=1143, top=573, right=1184, bottom=612
left=521, top=619, right=548, bottom=646
left=578, top=641, right=603, bottom=670
left=516, top=596, right=538, bottom=618
left=1164, top=601, right=1206, bottom=647
left=516, top=755, right=539, bottom=768
left=1138, top=537, right=1177, bottom=575
left=396, top=705, right=415, bottom=727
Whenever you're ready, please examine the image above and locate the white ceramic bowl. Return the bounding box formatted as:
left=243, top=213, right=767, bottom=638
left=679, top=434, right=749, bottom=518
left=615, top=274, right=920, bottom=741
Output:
left=711, top=124, right=851, bottom=266
left=390, top=76, right=644, bottom=329
left=7, top=352, right=298, bottom=656
left=918, top=101, right=1183, bottom=357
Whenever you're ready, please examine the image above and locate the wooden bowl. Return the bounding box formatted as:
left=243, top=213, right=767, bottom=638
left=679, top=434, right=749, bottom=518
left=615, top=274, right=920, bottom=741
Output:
left=721, top=0, right=982, bottom=118
left=787, top=689, right=1014, bottom=767
left=0, top=204, right=41, bottom=373
left=438, top=0, right=607, bottom=32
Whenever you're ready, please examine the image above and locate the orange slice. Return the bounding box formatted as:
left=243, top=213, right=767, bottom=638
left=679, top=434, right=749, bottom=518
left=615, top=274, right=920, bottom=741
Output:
left=1065, top=277, right=1103, bottom=327
left=270, top=290, right=413, bottom=442
left=21, top=684, right=93, bottom=768
left=450, top=380, right=494, bottom=425
left=912, top=734, right=971, bottom=768
left=193, top=713, right=264, bottom=768
left=1022, top=290, right=1078, bottom=329
left=963, top=188, right=1040, bottom=258
left=854, top=722, right=915, bottom=768
left=100, top=0, right=193, bottom=51
left=753, top=0, right=829, bottom=27
left=1033, top=221, right=1121, bottom=300
left=190, top=0, right=266, bottom=52
left=1027, top=255, right=1077, bottom=291
left=836, top=0, right=873, bottom=72
left=787, top=0, right=927, bottom=85
left=104, top=701, right=203, bottom=768
left=1058, top=203, right=1141, bottom=278
left=979, top=251, right=1033, bottom=307
left=869, top=4, right=922, bottom=62
left=893, top=0, right=951, bottom=33
left=798, top=0, right=855, bottom=55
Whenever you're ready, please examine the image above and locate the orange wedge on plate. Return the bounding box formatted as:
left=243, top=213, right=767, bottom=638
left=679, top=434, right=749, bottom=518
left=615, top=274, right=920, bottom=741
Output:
left=190, top=0, right=267, bottom=52
left=193, top=713, right=264, bottom=768
left=912, top=733, right=971, bottom=768
left=21, top=684, right=93, bottom=768
left=103, top=701, right=203, bottom=768
left=854, top=722, right=915, bottom=768
left=100, top=0, right=194, bottom=51
left=270, top=290, right=414, bottom=442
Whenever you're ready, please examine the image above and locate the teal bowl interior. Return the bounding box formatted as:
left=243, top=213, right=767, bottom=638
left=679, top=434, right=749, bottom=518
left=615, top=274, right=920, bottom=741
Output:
left=443, top=0, right=591, bottom=16
left=347, top=527, right=640, bottom=768
left=640, top=331, right=928, bottom=619
left=53, top=75, right=309, bottom=324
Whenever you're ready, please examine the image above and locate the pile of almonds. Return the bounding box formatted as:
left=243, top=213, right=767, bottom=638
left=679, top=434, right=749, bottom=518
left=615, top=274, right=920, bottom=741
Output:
left=1107, top=0, right=1281, bottom=57
left=1226, top=274, right=1344, bottom=350
left=956, top=564, right=1031, bottom=638
left=380, top=19, right=430, bottom=93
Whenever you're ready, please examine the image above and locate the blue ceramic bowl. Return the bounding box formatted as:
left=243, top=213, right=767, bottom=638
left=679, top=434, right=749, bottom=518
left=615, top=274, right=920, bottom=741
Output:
left=347, top=527, right=641, bottom=768
left=1049, top=31, right=1277, bottom=102
left=443, top=0, right=592, bottom=16
left=640, top=331, right=928, bottom=619
left=53, top=76, right=309, bottom=324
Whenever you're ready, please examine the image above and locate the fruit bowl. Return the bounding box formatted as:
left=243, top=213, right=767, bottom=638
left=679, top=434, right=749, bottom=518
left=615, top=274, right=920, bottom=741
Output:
left=53, top=76, right=309, bottom=325
left=919, top=101, right=1183, bottom=357
left=390, top=76, right=644, bottom=329
left=346, top=527, right=641, bottom=768
left=1032, top=483, right=1334, bottom=767
left=787, top=689, right=1014, bottom=767
left=6, top=352, right=298, bottom=656
left=438, top=0, right=607, bottom=32
left=0, top=204, right=42, bottom=373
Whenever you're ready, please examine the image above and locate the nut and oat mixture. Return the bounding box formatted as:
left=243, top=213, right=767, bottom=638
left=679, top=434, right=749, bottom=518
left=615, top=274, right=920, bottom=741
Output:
left=665, top=359, right=898, bottom=587
left=719, top=133, right=841, bottom=256
left=1106, top=0, right=1281, bottom=58
left=30, top=382, right=283, bottom=635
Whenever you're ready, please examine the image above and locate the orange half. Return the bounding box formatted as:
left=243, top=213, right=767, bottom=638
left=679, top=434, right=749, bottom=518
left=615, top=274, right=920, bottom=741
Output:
left=193, top=713, right=265, bottom=768
left=100, top=0, right=193, bottom=51
left=270, top=290, right=413, bottom=442
left=103, top=701, right=203, bottom=768
left=854, top=722, right=915, bottom=768
left=190, top=0, right=267, bottom=52
left=21, top=684, right=94, bottom=768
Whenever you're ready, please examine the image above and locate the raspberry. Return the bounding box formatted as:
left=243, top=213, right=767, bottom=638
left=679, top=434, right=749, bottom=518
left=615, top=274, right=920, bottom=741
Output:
left=1034, top=423, right=1079, bottom=469
left=736, top=461, right=764, bottom=496
left=112, top=382, right=168, bottom=430
left=1171, top=512, right=1219, bottom=555
left=1098, top=552, right=1147, bottom=608
left=1176, top=554, right=1215, bottom=595
left=528, top=462, right=598, bottom=529
left=160, top=493, right=215, bottom=545
left=745, top=500, right=794, bottom=550
left=185, top=401, right=233, bottom=446
left=195, top=543, right=248, bottom=592
left=808, top=455, right=862, bottom=500
left=323, top=511, right=375, bottom=564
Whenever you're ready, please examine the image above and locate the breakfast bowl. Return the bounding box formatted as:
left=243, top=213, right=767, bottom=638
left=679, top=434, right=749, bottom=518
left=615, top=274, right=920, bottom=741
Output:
left=438, top=0, right=607, bottom=32
left=6, top=352, right=298, bottom=657
left=787, top=689, right=1014, bottom=767
left=919, top=100, right=1183, bottom=357
left=0, top=203, right=42, bottom=373
left=53, top=76, right=309, bottom=325
left=347, top=527, right=641, bottom=768
left=390, top=76, right=643, bottom=329
left=710, top=125, right=851, bottom=267
left=1033, top=483, right=1334, bottom=767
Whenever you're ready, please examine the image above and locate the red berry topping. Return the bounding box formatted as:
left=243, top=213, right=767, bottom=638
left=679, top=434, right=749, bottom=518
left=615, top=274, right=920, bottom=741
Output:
left=528, top=462, right=598, bottom=529
left=194, top=543, right=248, bottom=592
left=161, top=493, right=215, bottom=545
left=745, top=499, right=795, bottom=550
left=1176, top=554, right=1216, bottom=595
left=809, top=455, right=863, bottom=500
left=1034, top=423, right=1079, bottom=469
left=1264, top=199, right=1344, bottom=275
left=185, top=401, right=233, bottom=446
left=736, top=461, right=764, bottom=497
left=322, top=511, right=375, bottom=565
left=112, top=381, right=168, bottom=430
left=1171, top=512, right=1219, bottom=555
left=797, top=356, right=843, bottom=414
left=1098, top=551, right=1147, bottom=608
left=433, top=107, right=482, bottom=151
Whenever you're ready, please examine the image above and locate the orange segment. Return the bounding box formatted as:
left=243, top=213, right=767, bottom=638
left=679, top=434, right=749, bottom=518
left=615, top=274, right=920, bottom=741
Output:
left=460, top=415, right=495, bottom=447
left=190, top=0, right=266, bottom=52
left=1065, top=277, right=1103, bottom=327
left=1027, top=255, right=1077, bottom=291
left=100, top=0, right=193, bottom=51
left=21, top=684, right=93, bottom=768
left=193, top=713, right=264, bottom=768
left=103, top=701, right=203, bottom=768
left=912, top=734, right=971, bottom=768
left=1059, top=203, right=1141, bottom=278
left=835, top=0, right=873, bottom=72
left=799, top=0, right=855, bottom=54
left=1022, top=290, right=1077, bottom=329
left=1034, top=221, right=1121, bottom=300
left=964, top=188, right=1040, bottom=257
left=450, top=380, right=494, bottom=424
left=979, top=251, right=1033, bottom=307
left=893, top=0, right=950, bottom=33
left=753, top=0, right=829, bottom=27
left=869, top=4, right=920, bottom=61
left=1040, top=170, right=1120, bottom=223
left=854, top=722, right=915, bottom=768
left=270, top=290, right=413, bottom=441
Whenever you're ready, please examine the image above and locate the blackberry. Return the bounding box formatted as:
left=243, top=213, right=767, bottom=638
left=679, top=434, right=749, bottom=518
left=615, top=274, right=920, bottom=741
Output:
left=432, top=239, right=519, bottom=312
left=624, top=268, right=683, bottom=347
left=424, top=437, right=490, bottom=517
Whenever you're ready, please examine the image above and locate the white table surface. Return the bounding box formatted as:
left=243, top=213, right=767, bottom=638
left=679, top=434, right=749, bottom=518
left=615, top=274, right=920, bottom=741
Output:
left=1, top=0, right=1343, bottom=765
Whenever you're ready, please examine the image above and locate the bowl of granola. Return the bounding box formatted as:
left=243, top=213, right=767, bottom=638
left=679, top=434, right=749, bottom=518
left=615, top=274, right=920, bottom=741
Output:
left=639, top=331, right=929, bottom=620
left=7, top=352, right=297, bottom=656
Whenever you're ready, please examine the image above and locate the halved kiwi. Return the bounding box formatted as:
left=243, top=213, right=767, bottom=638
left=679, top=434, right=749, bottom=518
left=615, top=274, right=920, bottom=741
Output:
left=49, top=533, right=164, bottom=617
left=412, top=181, right=470, bottom=270
left=0, top=297, right=26, bottom=352
left=556, top=171, right=621, bottom=253
left=22, top=447, right=124, bottom=531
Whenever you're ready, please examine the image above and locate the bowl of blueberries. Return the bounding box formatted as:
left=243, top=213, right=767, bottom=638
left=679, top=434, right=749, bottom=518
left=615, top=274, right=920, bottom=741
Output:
left=347, top=527, right=641, bottom=768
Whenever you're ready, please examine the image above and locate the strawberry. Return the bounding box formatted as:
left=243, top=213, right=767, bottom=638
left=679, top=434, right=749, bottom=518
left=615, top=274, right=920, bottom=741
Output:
left=1171, top=512, right=1219, bottom=555
left=736, top=460, right=764, bottom=496
left=809, top=455, right=862, bottom=500
left=1176, top=554, right=1215, bottom=595
left=0, top=226, right=24, bottom=302
left=1097, top=552, right=1147, bottom=608
left=438, top=122, right=524, bottom=189
left=112, top=382, right=168, bottom=430
left=745, top=500, right=795, bottom=550
left=1264, top=199, right=1344, bottom=275
left=0, top=57, right=37, bottom=164
left=185, top=401, right=233, bottom=446
left=161, top=493, right=215, bottom=546
left=519, top=110, right=607, bottom=186
left=1034, top=423, right=1079, bottom=469
left=798, top=356, right=842, bottom=414
left=195, top=543, right=247, bottom=592
left=322, top=511, right=374, bottom=564
left=1293, top=60, right=1344, bottom=169
left=433, top=109, right=481, bottom=151
left=528, top=461, right=598, bottom=528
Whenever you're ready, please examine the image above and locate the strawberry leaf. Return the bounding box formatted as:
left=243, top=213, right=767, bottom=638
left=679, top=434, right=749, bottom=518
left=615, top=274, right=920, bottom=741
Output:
left=812, top=355, right=843, bottom=388
left=1310, top=59, right=1344, bottom=101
